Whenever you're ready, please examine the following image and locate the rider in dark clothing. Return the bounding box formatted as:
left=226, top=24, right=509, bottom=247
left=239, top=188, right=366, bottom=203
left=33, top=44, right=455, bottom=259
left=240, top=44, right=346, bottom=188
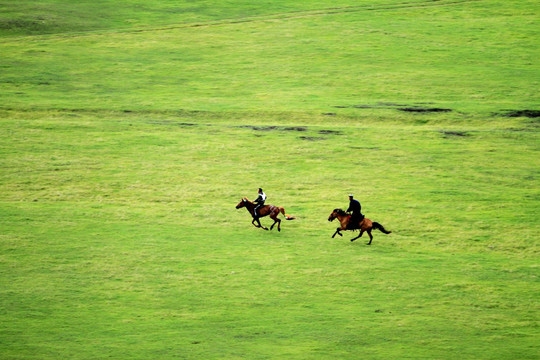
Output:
left=254, top=188, right=266, bottom=218
left=347, top=194, right=364, bottom=229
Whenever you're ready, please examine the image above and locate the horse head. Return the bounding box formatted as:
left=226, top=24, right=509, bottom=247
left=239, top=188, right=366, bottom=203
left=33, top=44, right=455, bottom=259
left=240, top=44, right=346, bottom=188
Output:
left=328, top=208, right=346, bottom=221
left=235, top=197, right=251, bottom=209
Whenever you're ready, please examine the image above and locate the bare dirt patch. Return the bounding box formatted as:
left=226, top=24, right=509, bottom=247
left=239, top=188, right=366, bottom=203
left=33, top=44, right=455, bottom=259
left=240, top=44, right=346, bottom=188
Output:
left=236, top=125, right=309, bottom=132
left=334, top=103, right=452, bottom=113
left=148, top=120, right=198, bottom=126
left=283, top=126, right=308, bottom=132
left=497, top=110, right=540, bottom=118
left=398, top=107, right=452, bottom=113
left=299, top=136, right=325, bottom=141
left=440, top=130, right=470, bottom=138
left=319, top=130, right=342, bottom=135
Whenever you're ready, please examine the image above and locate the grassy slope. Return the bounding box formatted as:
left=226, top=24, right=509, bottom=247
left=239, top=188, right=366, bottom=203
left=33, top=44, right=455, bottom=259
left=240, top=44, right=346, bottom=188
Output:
left=1, top=0, right=539, bottom=359
left=0, top=0, right=433, bottom=36
left=1, top=0, right=538, bottom=114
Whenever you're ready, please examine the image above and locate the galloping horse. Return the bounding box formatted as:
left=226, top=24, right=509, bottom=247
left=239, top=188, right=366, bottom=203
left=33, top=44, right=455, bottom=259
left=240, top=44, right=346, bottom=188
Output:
left=236, top=197, right=295, bottom=231
left=328, top=209, right=391, bottom=245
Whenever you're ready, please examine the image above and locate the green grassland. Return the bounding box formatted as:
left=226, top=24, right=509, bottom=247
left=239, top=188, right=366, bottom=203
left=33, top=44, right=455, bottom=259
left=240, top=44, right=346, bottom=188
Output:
left=1, top=0, right=539, bottom=359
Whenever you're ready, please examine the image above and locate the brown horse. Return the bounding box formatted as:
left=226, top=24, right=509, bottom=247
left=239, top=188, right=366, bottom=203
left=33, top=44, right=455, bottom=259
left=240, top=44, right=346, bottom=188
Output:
left=236, top=197, right=295, bottom=231
left=328, top=208, right=391, bottom=245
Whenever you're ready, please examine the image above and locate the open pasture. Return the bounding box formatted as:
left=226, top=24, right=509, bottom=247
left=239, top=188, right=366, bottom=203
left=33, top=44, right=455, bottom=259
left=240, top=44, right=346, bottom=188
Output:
left=1, top=0, right=539, bottom=359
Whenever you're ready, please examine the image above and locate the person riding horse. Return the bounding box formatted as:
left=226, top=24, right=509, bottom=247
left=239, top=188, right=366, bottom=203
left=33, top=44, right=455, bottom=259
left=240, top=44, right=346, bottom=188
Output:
left=347, top=194, right=364, bottom=229
left=254, top=188, right=266, bottom=218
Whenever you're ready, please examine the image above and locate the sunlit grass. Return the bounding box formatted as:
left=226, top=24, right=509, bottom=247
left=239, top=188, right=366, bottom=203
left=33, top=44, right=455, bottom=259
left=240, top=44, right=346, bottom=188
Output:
left=1, top=0, right=539, bottom=359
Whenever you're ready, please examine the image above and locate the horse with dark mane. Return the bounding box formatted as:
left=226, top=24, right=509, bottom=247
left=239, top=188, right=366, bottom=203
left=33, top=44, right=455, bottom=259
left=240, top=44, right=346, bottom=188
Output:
left=236, top=197, right=295, bottom=231
left=328, top=208, right=391, bottom=245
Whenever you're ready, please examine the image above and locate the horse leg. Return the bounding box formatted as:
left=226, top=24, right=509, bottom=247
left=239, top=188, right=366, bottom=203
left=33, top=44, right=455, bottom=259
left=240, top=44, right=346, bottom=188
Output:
left=270, top=218, right=281, bottom=231
left=351, top=230, right=364, bottom=242
left=332, top=229, right=343, bottom=238
left=253, top=217, right=268, bottom=230
left=366, top=229, right=373, bottom=245
left=252, top=218, right=260, bottom=228
left=268, top=211, right=280, bottom=231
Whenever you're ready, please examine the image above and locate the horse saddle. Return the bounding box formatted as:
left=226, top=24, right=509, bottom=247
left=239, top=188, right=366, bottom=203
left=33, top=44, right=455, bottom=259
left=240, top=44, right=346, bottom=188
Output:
left=347, top=214, right=364, bottom=230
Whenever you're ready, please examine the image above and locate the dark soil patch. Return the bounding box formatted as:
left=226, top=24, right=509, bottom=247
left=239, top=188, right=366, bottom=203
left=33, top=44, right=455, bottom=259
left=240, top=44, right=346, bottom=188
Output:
left=237, top=125, right=279, bottom=131
left=497, top=110, right=540, bottom=118
left=351, top=146, right=381, bottom=150
left=319, top=130, right=342, bottom=135
left=440, top=130, right=469, bottom=137
left=283, top=126, right=308, bottom=132
left=148, top=121, right=198, bottom=126
left=378, top=102, right=410, bottom=107
left=237, top=125, right=308, bottom=132
left=351, top=105, right=377, bottom=109
left=333, top=103, right=451, bottom=114
left=299, top=136, right=325, bottom=141
left=398, top=107, right=452, bottom=113
left=335, top=103, right=406, bottom=109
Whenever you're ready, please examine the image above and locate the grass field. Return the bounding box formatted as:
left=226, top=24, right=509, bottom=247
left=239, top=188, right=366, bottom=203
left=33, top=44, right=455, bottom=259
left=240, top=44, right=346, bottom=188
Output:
left=1, top=0, right=539, bottom=359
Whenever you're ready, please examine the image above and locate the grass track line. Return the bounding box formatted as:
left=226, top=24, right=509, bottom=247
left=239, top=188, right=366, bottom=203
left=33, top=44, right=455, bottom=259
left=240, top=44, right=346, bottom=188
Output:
left=0, top=0, right=483, bottom=43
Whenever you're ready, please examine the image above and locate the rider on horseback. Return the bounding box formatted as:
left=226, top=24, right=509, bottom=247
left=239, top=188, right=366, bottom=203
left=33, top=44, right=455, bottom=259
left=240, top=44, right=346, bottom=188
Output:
left=347, top=194, right=364, bottom=229
left=254, top=188, right=266, bottom=218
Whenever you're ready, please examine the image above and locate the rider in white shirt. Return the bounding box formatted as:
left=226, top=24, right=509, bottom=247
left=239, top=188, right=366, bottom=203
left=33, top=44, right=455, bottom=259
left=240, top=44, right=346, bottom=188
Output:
left=254, top=188, right=266, bottom=218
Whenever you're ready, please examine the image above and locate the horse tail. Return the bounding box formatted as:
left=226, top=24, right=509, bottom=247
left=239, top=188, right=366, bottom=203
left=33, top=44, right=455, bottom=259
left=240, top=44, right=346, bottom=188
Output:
left=373, top=222, right=391, bottom=234
left=279, top=207, right=296, bottom=220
